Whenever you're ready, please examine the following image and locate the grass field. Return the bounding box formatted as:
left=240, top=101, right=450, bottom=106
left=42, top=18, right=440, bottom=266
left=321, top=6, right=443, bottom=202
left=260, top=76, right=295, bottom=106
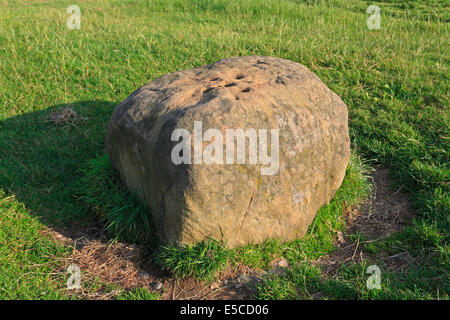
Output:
left=0, top=0, right=448, bottom=300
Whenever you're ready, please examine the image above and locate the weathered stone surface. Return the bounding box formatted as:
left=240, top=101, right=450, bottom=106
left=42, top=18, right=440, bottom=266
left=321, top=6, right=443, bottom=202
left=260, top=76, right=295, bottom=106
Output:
left=106, top=56, right=350, bottom=248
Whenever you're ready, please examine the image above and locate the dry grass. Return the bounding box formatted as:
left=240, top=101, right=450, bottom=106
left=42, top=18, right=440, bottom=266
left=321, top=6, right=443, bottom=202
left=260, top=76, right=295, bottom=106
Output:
left=46, top=107, right=87, bottom=127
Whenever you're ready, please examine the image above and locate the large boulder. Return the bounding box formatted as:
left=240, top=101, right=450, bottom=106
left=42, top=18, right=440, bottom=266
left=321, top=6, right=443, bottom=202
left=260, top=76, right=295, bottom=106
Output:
left=106, top=56, right=350, bottom=248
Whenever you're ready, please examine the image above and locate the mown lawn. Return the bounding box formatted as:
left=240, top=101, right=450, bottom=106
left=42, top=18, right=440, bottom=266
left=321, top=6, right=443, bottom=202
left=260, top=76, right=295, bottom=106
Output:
left=0, top=0, right=448, bottom=299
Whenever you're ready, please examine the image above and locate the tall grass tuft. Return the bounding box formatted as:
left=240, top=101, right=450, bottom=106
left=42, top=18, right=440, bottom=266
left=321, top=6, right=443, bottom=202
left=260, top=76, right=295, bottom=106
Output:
left=76, top=153, right=157, bottom=246
left=156, top=239, right=231, bottom=280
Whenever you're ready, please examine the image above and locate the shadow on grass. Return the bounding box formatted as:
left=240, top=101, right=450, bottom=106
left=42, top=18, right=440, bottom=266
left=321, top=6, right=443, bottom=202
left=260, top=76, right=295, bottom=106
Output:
left=0, top=101, right=173, bottom=286
left=0, top=100, right=117, bottom=230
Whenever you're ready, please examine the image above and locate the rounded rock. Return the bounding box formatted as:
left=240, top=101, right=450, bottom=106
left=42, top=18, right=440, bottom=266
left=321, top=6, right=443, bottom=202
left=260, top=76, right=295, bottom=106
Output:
left=106, top=56, right=350, bottom=248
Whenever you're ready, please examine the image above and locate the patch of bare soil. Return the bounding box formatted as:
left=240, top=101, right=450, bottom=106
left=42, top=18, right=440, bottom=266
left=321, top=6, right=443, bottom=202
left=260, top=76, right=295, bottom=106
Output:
left=45, top=167, right=414, bottom=300
left=315, top=167, right=415, bottom=275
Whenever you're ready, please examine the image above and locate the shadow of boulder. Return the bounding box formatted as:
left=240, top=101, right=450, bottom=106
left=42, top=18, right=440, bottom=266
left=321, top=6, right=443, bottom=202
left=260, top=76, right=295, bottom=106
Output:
left=0, top=100, right=117, bottom=230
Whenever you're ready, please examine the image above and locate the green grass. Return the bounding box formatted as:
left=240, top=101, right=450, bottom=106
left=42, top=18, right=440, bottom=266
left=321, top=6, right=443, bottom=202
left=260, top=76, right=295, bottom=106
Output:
left=115, top=287, right=160, bottom=300
left=0, top=0, right=448, bottom=299
left=0, top=190, right=71, bottom=299
left=256, top=261, right=445, bottom=300
left=156, top=239, right=231, bottom=280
